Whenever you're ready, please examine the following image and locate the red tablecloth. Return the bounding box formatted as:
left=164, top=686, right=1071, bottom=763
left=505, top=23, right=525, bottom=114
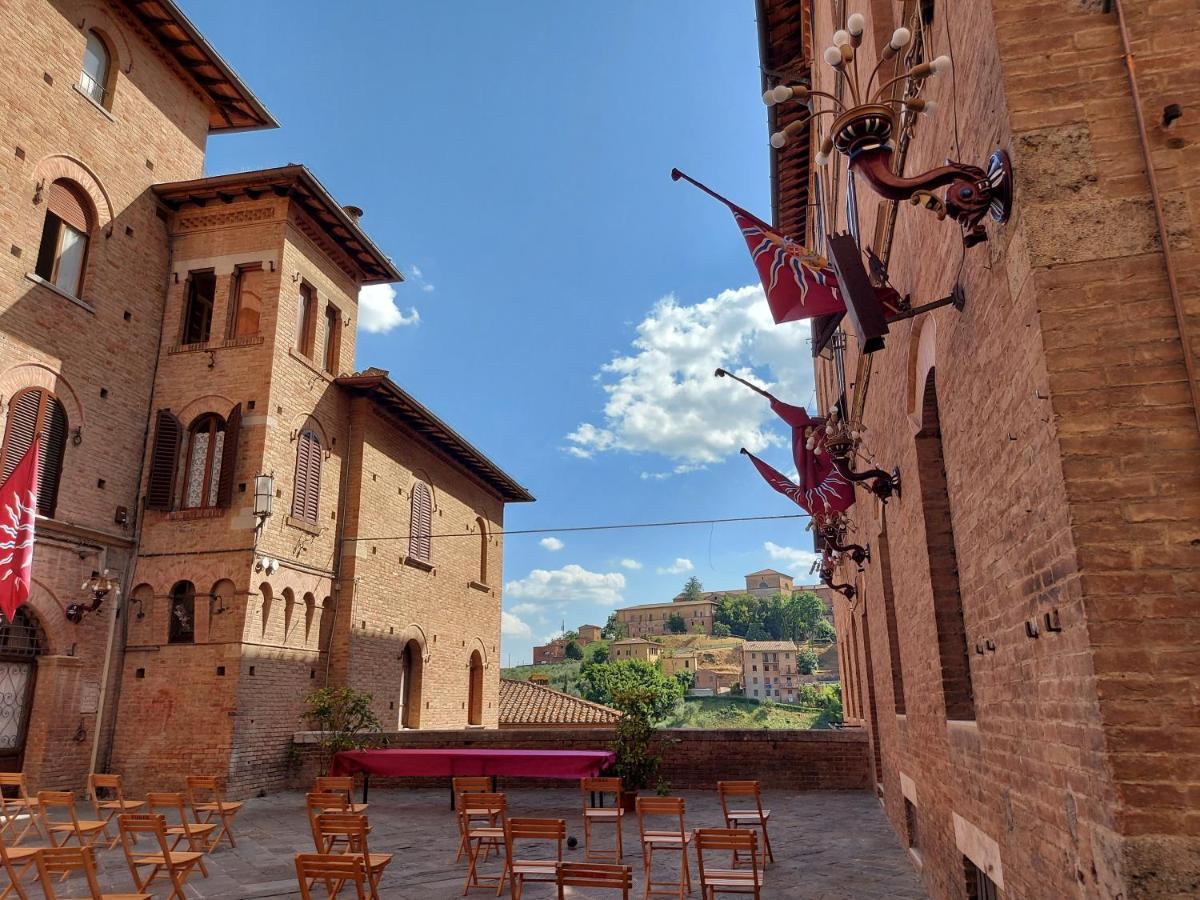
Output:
left=330, top=748, right=616, bottom=780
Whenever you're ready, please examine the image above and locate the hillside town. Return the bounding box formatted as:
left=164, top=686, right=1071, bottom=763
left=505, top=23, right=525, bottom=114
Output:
left=0, top=1, right=1195, bottom=898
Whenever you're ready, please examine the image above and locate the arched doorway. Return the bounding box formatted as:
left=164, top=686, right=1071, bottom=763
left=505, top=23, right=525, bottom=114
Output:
left=0, top=608, right=45, bottom=771
left=467, top=651, right=483, bottom=726
left=399, top=640, right=423, bottom=729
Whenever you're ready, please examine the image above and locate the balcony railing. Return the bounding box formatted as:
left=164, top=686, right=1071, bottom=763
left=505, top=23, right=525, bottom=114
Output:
left=79, top=70, right=107, bottom=106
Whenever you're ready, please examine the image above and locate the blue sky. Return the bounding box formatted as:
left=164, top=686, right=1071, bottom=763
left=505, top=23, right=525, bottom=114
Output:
left=195, top=1, right=819, bottom=664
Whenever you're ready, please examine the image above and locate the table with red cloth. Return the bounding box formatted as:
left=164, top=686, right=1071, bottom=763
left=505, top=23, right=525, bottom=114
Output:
left=330, top=748, right=616, bottom=802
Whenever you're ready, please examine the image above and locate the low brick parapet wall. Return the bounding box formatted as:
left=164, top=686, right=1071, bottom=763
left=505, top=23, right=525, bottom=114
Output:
left=290, top=727, right=870, bottom=792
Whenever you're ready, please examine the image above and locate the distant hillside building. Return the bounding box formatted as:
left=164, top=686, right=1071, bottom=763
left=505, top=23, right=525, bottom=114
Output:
left=611, top=638, right=661, bottom=662
left=660, top=649, right=697, bottom=678
left=614, top=569, right=833, bottom=637
left=577, top=624, right=602, bottom=643
left=532, top=622, right=600, bottom=665
left=741, top=641, right=800, bottom=703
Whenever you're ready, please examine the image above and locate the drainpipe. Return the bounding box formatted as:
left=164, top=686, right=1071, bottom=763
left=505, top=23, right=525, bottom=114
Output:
left=323, top=403, right=355, bottom=686
left=1113, top=0, right=1200, bottom=441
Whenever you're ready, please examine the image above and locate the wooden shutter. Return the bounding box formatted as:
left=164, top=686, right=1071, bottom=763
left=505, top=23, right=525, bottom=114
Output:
left=145, top=410, right=181, bottom=510
left=215, top=403, right=241, bottom=508
left=409, top=482, right=432, bottom=561
left=38, top=398, right=67, bottom=517
left=0, top=390, right=41, bottom=484
left=290, top=428, right=322, bottom=523
left=46, top=180, right=91, bottom=232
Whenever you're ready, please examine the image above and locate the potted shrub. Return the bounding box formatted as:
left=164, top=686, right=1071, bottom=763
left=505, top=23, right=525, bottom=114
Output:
left=610, top=686, right=662, bottom=811
left=302, top=686, right=384, bottom=776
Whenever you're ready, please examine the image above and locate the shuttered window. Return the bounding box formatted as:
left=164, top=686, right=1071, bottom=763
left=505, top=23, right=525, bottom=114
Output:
left=145, top=410, right=181, bottom=510
left=1, top=388, right=68, bottom=518
left=290, top=427, right=322, bottom=523
left=183, top=404, right=242, bottom=511
left=409, top=482, right=432, bottom=561
left=35, top=180, right=93, bottom=297
left=181, top=271, right=216, bottom=345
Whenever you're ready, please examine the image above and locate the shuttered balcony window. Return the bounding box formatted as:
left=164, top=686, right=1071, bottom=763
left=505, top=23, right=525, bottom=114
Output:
left=0, top=388, right=68, bottom=518
left=290, top=427, right=322, bottom=523
left=409, top=482, right=432, bottom=561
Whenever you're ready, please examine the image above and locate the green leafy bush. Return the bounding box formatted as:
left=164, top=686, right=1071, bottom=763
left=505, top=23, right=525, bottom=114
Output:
left=302, top=687, right=384, bottom=775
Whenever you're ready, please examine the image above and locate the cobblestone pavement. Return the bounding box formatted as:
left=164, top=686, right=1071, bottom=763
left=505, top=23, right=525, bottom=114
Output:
left=36, top=788, right=926, bottom=898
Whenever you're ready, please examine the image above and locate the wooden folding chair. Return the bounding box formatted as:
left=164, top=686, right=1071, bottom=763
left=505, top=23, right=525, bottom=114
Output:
left=118, top=813, right=205, bottom=900
left=145, top=792, right=215, bottom=872
left=37, top=792, right=106, bottom=850
left=503, top=817, right=564, bottom=900
left=0, top=776, right=42, bottom=847
left=307, top=792, right=360, bottom=853
left=0, top=832, right=39, bottom=900
left=185, top=776, right=243, bottom=850
left=313, top=777, right=368, bottom=813
left=453, top=777, right=494, bottom=863
left=556, top=862, right=632, bottom=899
left=716, top=781, right=773, bottom=865
left=296, top=852, right=368, bottom=900
left=88, top=774, right=144, bottom=850
left=313, top=813, right=392, bottom=900
left=636, top=796, right=692, bottom=899
left=35, top=845, right=152, bottom=899
left=460, top=792, right=506, bottom=894
left=694, top=829, right=762, bottom=899
left=581, top=777, right=624, bottom=862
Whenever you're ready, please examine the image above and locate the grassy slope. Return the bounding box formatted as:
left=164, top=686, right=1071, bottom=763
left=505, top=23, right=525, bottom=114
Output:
left=659, top=696, right=824, bottom=730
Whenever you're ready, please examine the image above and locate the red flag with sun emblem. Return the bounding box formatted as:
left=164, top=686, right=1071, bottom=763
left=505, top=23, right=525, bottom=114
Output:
left=0, top=438, right=39, bottom=624
left=671, top=168, right=845, bottom=322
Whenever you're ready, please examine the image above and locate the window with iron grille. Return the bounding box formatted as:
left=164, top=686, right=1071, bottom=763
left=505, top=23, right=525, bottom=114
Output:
left=168, top=581, right=196, bottom=644
left=964, top=857, right=1000, bottom=900
left=904, top=799, right=919, bottom=850
left=80, top=30, right=112, bottom=108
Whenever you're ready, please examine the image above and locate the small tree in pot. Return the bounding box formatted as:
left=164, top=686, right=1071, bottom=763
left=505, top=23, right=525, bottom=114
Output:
left=302, top=686, right=384, bottom=776
left=610, top=685, right=663, bottom=810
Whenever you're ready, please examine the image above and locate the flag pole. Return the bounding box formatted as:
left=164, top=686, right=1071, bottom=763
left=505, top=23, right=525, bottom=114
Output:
left=670, top=169, right=774, bottom=233
left=714, top=368, right=773, bottom=400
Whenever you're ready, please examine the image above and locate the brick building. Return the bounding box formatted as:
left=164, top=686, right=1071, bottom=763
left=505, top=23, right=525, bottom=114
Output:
left=532, top=621, right=601, bottom=665
left=758, top=0, right=1199, bottom=897
left=610, top=638, right=661, bottom=663
left=740, top=641, right=800, bottom=703
left=0, top=0, right=530, bottom=797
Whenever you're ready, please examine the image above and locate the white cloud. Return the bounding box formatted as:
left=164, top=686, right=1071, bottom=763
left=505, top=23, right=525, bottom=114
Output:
left=411, top=265, right=423, bottom=278
left=509, top=602, right=542, bottom=616
left=620, top=559, right=643, bottom=570
left=505, top=564, right=626, bottom=609
left=539, top=537, right=565, bottom=551
left=657, top=558, right=694, bottom=575
left=501, top=611, right=532, bottom=638
left=764, top=541, right=822, bottom=576
left=358, top=284, right=420, bottom=334
left=565, top=284, right=814, bottom=466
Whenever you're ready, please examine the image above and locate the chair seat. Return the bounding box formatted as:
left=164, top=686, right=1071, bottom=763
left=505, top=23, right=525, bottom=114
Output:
left=512, top=861, right=557, bottom=877
left=194, top=800, right=243, bottom=813
left=468, top=827, right=504, bottom=839
left=166, top=823, right=216, bottom=835
left=644, top=831, right=692, bottom=846
left=4, top=846, right=39, bottom=861
left=353, top=852, right=393, bottom=870
left=703, top=869, right=760, bottom=885
left=99, top=894, right=153, bottom=899
left=726, top=809, right=770, bottom=820
left=99, top=799, right=145, bottom=811
left=584, top=809, right=624, bottom=819
left=132, top=850, right=204, bottom=865
left=51, top=821, right=106, bottom=833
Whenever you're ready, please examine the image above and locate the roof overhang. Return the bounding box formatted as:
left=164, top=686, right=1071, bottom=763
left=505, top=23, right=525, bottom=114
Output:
left=755, top=0, right=813, bottom=239
left=152, top=165, right=402, bottom=284
left=118, top=0, right=276, bottom=132
left=337, top=370, right=535, bottom=504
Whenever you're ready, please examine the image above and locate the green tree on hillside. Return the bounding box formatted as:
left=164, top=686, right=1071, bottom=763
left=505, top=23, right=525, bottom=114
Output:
left=790, top=591, right=826, bottom=641
left=666, top=612, right=687, bottom=634
left=564, top=639, right=583, bottom=660
left=602, top=612, right=628, bottom=640
left=797, top=647, right=820, bottom=674
left=579, top=659, right=683, bottom=721
left=681, top=576, right=704, bottom=602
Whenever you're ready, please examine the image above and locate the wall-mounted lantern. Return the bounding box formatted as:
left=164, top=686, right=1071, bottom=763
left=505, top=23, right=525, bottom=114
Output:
left=254, top=474, right=275, bottom=521
left=66, top=569, right=120, bottom=624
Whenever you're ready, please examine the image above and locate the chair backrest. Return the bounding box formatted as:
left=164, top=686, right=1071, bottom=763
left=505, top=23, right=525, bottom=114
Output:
left=581, top=777, right=622, bottom=806
left=717, top=780, right=764, bottom=815
left=458, top=792, right=504, bottom=825
left=313, top=776, right=353, bottom=801
left=0, top=774, right=29, bottom=798
left=505, top=817, right=565, bottom=860
left=34, top=846, right=104, bottom=900
left=452, top=776, right=492, bottom=811
left=306, top=791, right=349, bottom=814
left=315, top=812, right=371, bottom=855
left=146, top=791, right=189, bottom=824
left=296, top=852, right=368, bottom=900
left=695, top=828, right=761, bottom=887
left=88, top=773, right=123, bottom=799
left=118, top=813, right=172, bottom=861
left=556, top=862, right=632, bottom=894
left=37, top=790, right=79, bottom=829
left=636, top=796, right=685, bottom=837
left=186, top=775, right=221, bottom=803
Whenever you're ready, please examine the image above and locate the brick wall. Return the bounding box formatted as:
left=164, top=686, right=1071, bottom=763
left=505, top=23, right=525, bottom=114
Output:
left=288, top=727, right=871, bottom=793
left=802, top=1, right=1200, bottom=897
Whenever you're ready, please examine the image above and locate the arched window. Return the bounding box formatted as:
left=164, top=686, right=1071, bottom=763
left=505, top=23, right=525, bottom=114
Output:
left=291, top=426, right=322, bottom=523
left=168, top=581, right=195, bottom=644
left=80, top=30, right=111, bottom=107
left=399, top=640, right=423, bottom=729
left=1, top=388, right=68, bottom=517
left=467, top=650, right=483, bottom=726
left=35, top=179, right=93, bottom=297
left=408, top=483, right=432, bottom=562
left=183, top=414, right=225, bottom=509
left=476, top=518, right=488, bottom=585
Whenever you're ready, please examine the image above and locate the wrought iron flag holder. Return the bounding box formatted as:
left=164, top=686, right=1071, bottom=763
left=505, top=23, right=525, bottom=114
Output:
left=764, top=12, right=1013, bottom=248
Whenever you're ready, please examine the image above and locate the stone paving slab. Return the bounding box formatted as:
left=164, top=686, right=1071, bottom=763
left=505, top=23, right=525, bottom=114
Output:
left=31, top=788, right=925, bottom=898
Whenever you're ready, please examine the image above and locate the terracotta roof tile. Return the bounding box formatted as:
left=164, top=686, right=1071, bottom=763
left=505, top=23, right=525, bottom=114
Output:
left=499, top=679, right=621, bottom=727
